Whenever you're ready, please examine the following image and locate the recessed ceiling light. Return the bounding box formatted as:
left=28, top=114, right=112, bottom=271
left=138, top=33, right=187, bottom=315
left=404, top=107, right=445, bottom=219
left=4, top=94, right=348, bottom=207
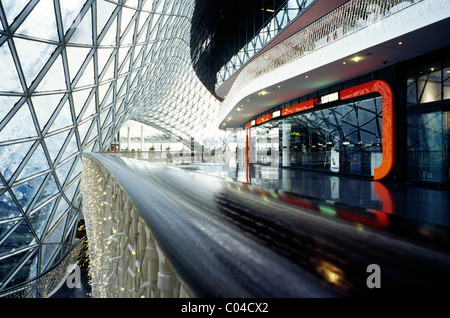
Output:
left=305, top=75, right=309, bottom=78
left=343, top=61, right=347, bottom=65
left=398, top=41, right=403, bottom=45
left=351, top=56, right=362, bottom=62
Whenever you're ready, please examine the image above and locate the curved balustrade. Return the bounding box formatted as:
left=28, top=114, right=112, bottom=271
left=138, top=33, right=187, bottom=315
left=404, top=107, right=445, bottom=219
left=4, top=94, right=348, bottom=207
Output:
left=81, top=153, right=450, bottom=298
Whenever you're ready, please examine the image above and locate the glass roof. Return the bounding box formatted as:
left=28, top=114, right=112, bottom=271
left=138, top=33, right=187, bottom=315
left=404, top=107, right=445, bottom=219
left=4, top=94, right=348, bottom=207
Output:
left=0, top=0, right=223, bottom=292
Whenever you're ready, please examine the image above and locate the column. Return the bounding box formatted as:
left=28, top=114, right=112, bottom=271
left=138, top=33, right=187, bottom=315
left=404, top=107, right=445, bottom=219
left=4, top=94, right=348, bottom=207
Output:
left=282, top=120, right=291, bottom=167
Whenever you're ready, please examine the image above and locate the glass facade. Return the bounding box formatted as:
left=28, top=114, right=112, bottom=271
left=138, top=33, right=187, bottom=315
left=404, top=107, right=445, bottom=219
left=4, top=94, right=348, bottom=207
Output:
left=406, top=58, right=450, bottom=184
left=407, top=111, right=448, bottom=183
left=0, top=0, right=223, bottom=292
left=250, top=95, right=383, bottom=177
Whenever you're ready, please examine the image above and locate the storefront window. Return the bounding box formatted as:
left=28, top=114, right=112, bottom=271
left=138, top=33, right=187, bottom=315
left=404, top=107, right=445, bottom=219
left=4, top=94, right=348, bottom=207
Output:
left=249, top=95, right=383, bottom=177
left=250, top=123, right=280, bottom=166
left=407, top=60, right=450, bottom=106
left=407, top=111, right=448, bottom=184
left=444, top=60, right=450, bottom=100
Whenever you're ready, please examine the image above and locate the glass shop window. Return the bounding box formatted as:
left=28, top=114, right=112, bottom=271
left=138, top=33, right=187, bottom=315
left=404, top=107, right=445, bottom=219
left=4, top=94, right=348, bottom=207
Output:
left=407, top=111, right=449, bottom=184
left=407, top=59, right=450, bottom=106
left=277, top=96, right=383, bottom=177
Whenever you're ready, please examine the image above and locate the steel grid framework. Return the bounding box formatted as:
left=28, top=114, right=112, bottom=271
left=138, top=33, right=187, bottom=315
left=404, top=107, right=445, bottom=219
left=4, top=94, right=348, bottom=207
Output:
left=0, top=0, right=222, bottom=292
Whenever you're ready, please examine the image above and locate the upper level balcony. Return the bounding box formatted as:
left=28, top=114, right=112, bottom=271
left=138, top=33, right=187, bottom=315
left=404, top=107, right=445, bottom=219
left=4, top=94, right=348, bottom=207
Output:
left=218, top=0, right=450, bottom=129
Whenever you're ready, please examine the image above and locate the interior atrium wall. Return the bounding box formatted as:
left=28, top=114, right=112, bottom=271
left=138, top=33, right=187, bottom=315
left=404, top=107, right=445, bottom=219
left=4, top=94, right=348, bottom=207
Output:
left=0, top=0, right=224, bottom=292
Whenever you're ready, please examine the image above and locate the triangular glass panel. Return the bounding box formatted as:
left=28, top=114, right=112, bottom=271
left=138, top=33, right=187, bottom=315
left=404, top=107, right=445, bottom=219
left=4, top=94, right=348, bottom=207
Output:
left=47, top=197, right=69, bottom=232
left=60, top=130, right=79, bottom=162
left=97, top=48, right=114, bottom=77
left=0, top=141, right=33, bottom=182
left=40, top=240, right=61, bottom=271
left=118, top=46, right=131, bottom=72
left=48, top=97, right=73, bottom=133
left=34, top=55, right=67, bottom=93
left=66, top=46, right=91, bottom=83
left=11, top=174, right=46, bottom=212
left=0, top=247, right=37, bottom=288
left=68, top=6, right=93, bottom=45
left=137, top=11, right=150, bottom=35
left=0, top=43, right=23, bottom=92
left=35, top=174, right=60, bottom=208
left=63, top=178, right=79, bottom=204
left=0, top=95, right=20, bottom=123
left=15, top=0, right=57, bottom=41
left=59, top=0, right=87, bottom=34
left=97, top=0, right=117, bottom=35
left=31, top=93, right=64, bottom=131
left=13, top=38, right=57, bottom=88
left=0, top=190, right=22, bottom=221
left=121, top=20, right=135, bottom=46
left=100, top=107, right=112, bottom=129
left=0, top=103, right=37, bottom=142
left=75, top=55, right=94, bottom=88
left=79, top=94, right=96, bottom=123
left=77, top=118, right=93, bottom=145
left=120, top=6, right=135, bottom=38
left=99, top=16, right=117, bottom=46
left=28, top=197, right=58, bottom=239
left=86, top=119, right=99, bottom=145
left=16, top=143, right=51, bottom=181
left=0, top=219, right=36, bottom=258
left=125, top=0, right=139, bottom=9
left=99, top=52, right=116, bottom=82
left=72, top=88, right=91, bottom=119
left=2, top=0, right=30, bottom=27
left=55, top=157, right=76, bottom=187
left=44, top=129, right=70, bottom=163
left=99, top=82, right=114, bottom=108
left=0, top=220, right=18, bottom=249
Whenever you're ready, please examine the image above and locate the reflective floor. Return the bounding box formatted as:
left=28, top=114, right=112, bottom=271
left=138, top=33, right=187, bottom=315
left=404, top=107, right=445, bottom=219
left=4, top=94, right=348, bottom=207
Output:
left=59, top=158, right=450, bottom=297
left=183, top=162, right=450, bottom=230
left=173, top=161, right=450, bottom=297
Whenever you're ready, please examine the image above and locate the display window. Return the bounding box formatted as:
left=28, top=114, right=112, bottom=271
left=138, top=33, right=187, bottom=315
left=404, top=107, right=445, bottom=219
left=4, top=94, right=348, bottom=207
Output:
left=246, top=80, right=395, bottom=180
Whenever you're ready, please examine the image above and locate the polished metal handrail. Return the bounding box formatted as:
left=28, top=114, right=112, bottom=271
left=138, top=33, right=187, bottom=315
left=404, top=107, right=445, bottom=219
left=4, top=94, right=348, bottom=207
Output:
left=0, top=236, right=88, bottom=298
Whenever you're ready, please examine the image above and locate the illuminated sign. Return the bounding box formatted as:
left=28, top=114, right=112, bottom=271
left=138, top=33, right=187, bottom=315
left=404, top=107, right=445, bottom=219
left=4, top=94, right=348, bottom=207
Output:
left=320, top=92, right=339, bottom=104
left=272, top=110, right=281, bottom=118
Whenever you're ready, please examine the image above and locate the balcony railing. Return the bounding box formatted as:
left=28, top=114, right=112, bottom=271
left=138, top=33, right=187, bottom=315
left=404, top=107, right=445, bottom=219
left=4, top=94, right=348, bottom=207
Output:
left=221, top=0, right=427, bottom=98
